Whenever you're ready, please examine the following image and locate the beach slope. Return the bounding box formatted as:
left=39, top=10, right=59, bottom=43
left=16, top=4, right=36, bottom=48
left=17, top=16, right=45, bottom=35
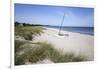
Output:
left=34, top=27, right=94, bottom=61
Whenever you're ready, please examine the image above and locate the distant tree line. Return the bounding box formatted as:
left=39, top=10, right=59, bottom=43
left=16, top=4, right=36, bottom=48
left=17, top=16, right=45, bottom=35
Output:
left=15, top=21, right=43, bottom=27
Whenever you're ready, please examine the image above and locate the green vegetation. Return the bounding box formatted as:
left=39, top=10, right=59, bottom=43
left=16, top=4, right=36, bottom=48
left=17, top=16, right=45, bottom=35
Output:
left=15, top=40, right=86, bottom=65
left=15, top=22, right=44, bottom=65
left=15, top=22, right=43, bottom=27
left=15, top=40, right=25, bottom=53
left=15, top=26, right=43, bottom=40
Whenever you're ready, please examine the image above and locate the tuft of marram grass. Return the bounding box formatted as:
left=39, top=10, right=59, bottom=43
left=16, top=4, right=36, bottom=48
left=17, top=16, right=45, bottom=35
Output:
left=15, top=41, right=87, bottom=65
left=15, top=40, right=25, bottom=53
left=15, top=26, right=43, bottom=40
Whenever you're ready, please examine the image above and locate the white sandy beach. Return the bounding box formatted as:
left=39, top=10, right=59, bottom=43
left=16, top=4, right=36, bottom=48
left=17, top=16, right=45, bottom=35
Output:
left=33, top=27, right=94, bottom=61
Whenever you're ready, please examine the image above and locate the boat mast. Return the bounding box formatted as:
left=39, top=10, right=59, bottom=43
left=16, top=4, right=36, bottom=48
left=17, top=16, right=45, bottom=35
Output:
left=58, top=11, right=66, bottom=35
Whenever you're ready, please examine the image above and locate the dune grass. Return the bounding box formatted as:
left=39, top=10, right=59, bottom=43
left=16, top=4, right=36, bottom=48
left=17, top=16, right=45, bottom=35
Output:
left=15, top=26, right=43, bottom=40
left=15, top=40, right=86, bottom=65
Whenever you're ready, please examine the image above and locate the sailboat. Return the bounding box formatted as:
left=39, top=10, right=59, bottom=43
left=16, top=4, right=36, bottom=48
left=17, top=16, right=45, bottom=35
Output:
left=58, top=11, right=69, bottom=36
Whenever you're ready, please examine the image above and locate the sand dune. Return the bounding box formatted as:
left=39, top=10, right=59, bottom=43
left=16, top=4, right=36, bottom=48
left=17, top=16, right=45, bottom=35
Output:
left=33, top=27, right=94, bottom=61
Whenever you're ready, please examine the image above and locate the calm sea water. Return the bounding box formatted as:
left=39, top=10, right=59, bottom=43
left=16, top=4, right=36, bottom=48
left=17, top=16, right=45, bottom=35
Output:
left=44, top=26, right=94, bottom=35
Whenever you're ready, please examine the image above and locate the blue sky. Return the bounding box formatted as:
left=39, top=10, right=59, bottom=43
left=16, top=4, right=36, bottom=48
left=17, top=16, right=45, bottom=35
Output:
left=15, top=4, right=94, bottom=27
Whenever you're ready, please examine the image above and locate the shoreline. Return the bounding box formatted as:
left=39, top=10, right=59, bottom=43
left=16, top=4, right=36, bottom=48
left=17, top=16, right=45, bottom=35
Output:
left=43, top=26, right=94, bottom=36
left=34, top=27, right=94, bottom=61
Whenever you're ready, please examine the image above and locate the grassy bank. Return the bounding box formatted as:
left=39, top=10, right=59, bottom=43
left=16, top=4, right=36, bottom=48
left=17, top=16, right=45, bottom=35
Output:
left=15, top=26, right=43, bottom=40
left=15, top=40, right=86, bottom=65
